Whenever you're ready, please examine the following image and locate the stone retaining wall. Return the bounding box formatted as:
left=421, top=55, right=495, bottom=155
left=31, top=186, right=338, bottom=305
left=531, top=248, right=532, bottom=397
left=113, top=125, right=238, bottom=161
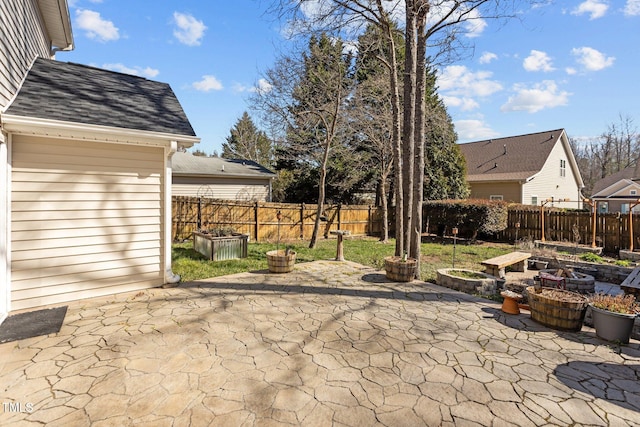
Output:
left=531, top=256, right=634, bottom=285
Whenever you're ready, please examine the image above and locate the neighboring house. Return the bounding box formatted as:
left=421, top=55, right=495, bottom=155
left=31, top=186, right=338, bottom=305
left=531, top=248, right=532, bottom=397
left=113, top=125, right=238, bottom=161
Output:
left=172, top=152, right=275, bottom=201
left=590, top=163, right=640, bottom=214
left=0, top=0, right=199, bottom=318
left=458, top=129, right=584, bottom=208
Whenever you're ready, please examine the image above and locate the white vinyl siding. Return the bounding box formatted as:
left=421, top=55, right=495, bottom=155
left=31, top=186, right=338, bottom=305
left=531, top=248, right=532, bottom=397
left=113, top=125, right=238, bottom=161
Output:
left=173, top=176, right=271, bottom=201
left=0, top=0, right=52, bottom=109
left=11, top=136, right=165, bottom=310
left=522, top=137, right=581, bottom=209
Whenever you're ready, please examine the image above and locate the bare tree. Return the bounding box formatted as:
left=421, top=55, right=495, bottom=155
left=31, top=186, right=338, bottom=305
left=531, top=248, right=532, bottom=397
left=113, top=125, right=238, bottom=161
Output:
left=267, top=0, right=536, bottom=275
left=250, top=34, right=353, bottom=248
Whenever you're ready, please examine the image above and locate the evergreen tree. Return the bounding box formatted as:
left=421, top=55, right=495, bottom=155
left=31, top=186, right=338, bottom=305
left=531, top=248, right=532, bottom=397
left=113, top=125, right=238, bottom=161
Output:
left=222, top=111, right=273, bottom=168
left=423, top=65, right=469, bottom=200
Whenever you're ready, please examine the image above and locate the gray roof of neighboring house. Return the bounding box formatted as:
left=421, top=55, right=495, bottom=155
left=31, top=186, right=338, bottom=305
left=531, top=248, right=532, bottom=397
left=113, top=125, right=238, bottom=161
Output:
left=591, top=163, right=640, bottom=196
left=172, top=152, right=276, bottom=179
left=458, top=129, right=564, bottom=182
left=4, top=58, right=196, bottom=137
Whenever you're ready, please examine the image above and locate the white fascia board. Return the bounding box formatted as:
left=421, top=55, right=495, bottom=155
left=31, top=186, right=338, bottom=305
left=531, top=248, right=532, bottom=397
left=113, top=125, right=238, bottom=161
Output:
left=1, top=114, right=200, bottom=149
left=559, top=130, right=585, bottom=189
left=592, top=179, right=635, bottom=198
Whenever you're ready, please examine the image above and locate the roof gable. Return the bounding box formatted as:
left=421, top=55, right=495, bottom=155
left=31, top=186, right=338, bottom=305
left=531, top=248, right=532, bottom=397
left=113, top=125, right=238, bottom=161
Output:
left=591, top=165, right=638, bottom=196
left=4, top=58, right=196, bottom=137
left=458, top=129, right=564, bottom=182
left=172, top=152, right=275, bottom=178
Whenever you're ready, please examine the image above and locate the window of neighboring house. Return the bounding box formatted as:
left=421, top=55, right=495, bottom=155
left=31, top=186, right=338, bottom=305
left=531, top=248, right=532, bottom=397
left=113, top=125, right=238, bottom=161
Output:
left=490, top=195, right=503, bottom=201
left=599, top=202, right=608, bottom=213
left=621, top=204, right=629, bottom=214
left=531, top=196, right=538, bottom=206
left=631, top=189, right=637, bottom=196
left=560, top=159, right=566, bottom=177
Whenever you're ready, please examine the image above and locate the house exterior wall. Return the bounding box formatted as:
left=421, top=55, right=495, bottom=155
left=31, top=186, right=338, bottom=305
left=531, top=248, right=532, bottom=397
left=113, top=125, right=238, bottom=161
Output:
left=10, top=135, right=165, bottom=310
left=522, top=138, right=582, bottom=208
left=0, top=0, right=52, bottom=109
left=469, top=182, right=522, bottom=203
left=173, top=175, right=271, bottom=201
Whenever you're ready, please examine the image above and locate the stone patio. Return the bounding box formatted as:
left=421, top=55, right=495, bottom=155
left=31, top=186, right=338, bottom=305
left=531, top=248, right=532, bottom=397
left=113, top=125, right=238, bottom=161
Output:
left=1, top=260, right=640, bottom=426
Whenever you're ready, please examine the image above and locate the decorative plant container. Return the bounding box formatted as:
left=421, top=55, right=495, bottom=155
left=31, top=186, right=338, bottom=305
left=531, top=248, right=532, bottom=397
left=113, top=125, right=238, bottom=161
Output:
left=384, top=256, right=418, bottom=282
left=436, top=268, right=497, bottom=295
left=589, top=293, right=639, bottom=344
left=539, top=269, right=595, bottom=294
left=266, top=250, right=296, bottom=273
left=590, top=306, right=636, bottom=344
left=526, top=286, right=588, bottom=332
left=193, top=231, right=248, bottom=261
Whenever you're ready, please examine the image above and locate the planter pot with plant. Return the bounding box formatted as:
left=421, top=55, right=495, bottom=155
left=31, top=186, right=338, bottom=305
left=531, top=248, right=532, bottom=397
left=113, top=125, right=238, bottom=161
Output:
left=384, top=253, right=418, bottom=282
left=589, top=293, right=639, bottom=344
left=267, top=210, right=296, bottom=273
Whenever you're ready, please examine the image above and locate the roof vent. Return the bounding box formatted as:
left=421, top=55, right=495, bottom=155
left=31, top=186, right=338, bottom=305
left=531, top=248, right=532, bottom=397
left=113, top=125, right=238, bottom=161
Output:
left=503, top=144, right=507, bottom=155
left=221, top=165, right=225, bottom=172
left=494, top=162, right=498, bottom=168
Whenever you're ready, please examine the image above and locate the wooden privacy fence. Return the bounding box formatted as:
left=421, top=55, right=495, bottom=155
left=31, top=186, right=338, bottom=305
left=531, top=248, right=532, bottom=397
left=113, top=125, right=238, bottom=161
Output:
left=497, top=209, right=640, bottom=253
left=172, top=196, right=383, bottom=242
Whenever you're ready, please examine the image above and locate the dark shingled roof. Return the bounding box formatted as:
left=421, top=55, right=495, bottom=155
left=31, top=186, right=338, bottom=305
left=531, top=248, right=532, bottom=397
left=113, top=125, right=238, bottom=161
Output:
left=458, top=129, right=564, bottom=182
left=591, top=163, right=640, bottom=196
left=4, top=58, right=196, bottom=137
left=172, top=152, right=276, bottom=178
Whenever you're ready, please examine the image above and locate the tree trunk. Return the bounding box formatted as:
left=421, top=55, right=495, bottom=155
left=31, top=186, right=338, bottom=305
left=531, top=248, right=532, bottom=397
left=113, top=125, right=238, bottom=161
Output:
left=402, top=0, right=417, bottom=259
left=410, top=3, right=429, bottom=279
left=379, top=168, right=390, bottom=242
left=382, top=20, right=404, bottom=256
left=309, top=140, right=331, bottom=248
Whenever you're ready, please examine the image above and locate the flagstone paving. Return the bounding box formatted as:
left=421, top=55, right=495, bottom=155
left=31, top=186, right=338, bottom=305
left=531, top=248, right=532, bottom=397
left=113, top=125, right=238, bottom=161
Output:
left=1, top=260, right=640, bottom=426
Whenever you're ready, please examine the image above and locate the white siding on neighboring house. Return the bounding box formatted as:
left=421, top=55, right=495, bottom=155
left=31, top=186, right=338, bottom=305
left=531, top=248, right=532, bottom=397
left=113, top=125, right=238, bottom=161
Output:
left=522, top=137, right=582, bottom=208
left=0, top=0, right=52, bottom=108
left=173, top=176, right=271, bottom=201
left=10, top=135, right=165, bottom=310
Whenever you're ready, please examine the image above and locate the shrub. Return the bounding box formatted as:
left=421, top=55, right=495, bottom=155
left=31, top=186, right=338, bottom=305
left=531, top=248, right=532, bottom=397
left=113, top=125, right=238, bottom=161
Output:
left=579, top=252, right=604, bottom=263
left=424, top=199, right=508, bottom=239
left=615, top=259, right=632, bottom=267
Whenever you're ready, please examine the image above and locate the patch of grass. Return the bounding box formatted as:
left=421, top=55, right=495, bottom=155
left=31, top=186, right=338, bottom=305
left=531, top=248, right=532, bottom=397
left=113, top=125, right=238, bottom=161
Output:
left=579, top=252, right=604, bottom=263
left=172, top=237, right=514, bottom=283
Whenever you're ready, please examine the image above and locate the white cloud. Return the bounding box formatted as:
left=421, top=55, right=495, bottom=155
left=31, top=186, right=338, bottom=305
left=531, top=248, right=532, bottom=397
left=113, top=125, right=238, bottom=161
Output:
left=501, top=80, right=570, bottom=113
left=193, top=75, right=223, bottom=92
left=253, top=78, right=273, bottom=95
left=75, top=9, right=119, bottom=42
left=571, top=0, right=609, bottom=20
left=442, top=96, right=479, bottom=111
left=479, top=52, right=497, bottom=64
left=173, top=12, right=207, bottom=46
left=102, top=63, right=159, bottom=78
left=625, top=0, right=640, bottom=15
left=438, top=65, right=503, bottom=97
left=454, top=119, right=499, bottom=141
left=523, top=50, right=555, bottom=72
left=463, top=8, right=487, bottom=38
left=565, top=67, right=577, bottom=75
left=571, top=46, right=615, bottom=71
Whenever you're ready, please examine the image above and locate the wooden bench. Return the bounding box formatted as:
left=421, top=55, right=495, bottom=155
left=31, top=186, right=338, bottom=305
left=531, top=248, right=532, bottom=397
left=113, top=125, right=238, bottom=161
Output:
left=621, top=266, right=640, bottom=298
left=482, top=251, right=531, bottom=279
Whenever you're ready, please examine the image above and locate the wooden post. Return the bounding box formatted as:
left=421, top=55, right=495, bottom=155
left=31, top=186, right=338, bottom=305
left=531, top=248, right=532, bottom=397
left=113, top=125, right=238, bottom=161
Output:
left=197, top=197, right=202, bottom=231
left=254, top=201, right=260, bottom=242
left=368, top=205, right=372, bottom=236
left=630, top=199, right=640, bottom=251
left=337, top=204, right=342, bottom=231
left=300, top=203, right=305, bottom=239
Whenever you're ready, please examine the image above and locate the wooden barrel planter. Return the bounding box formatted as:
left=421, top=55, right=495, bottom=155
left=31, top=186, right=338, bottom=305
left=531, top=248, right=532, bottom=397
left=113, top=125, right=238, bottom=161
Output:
left=266, top=250, right=296, bottom=273
left=526, top=286, right=588, bottom=332
left=384, top=256, right=418, bottom=282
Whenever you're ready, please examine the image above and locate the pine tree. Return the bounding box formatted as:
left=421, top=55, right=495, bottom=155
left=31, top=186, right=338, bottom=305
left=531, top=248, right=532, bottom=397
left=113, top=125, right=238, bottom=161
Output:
left=222, top=111, right=273, bottom=168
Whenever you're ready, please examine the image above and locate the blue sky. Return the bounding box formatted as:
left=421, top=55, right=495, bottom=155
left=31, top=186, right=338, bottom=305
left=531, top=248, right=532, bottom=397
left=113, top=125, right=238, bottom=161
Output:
left=62, top=1, right=640, bottom=154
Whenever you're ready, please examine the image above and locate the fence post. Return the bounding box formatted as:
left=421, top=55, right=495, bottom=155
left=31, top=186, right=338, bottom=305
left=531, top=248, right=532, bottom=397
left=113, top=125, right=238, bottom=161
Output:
left=338, top=204, right=342, bottom=230
left=300, top=203, right=305, bottom=239
left=368, top=205, right=372, bottom=236
left=197, top=197, right=202, bottom=230
left=254, top=201, right=260, bottom=242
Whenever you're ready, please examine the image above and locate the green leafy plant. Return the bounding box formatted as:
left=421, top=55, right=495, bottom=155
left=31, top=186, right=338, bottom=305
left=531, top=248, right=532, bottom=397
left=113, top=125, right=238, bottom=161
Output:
left=590, top=293, right=639, bottom=315
left=579, top=252, right=604, bottom=263
left=614, top=259, right=631, bottom=267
